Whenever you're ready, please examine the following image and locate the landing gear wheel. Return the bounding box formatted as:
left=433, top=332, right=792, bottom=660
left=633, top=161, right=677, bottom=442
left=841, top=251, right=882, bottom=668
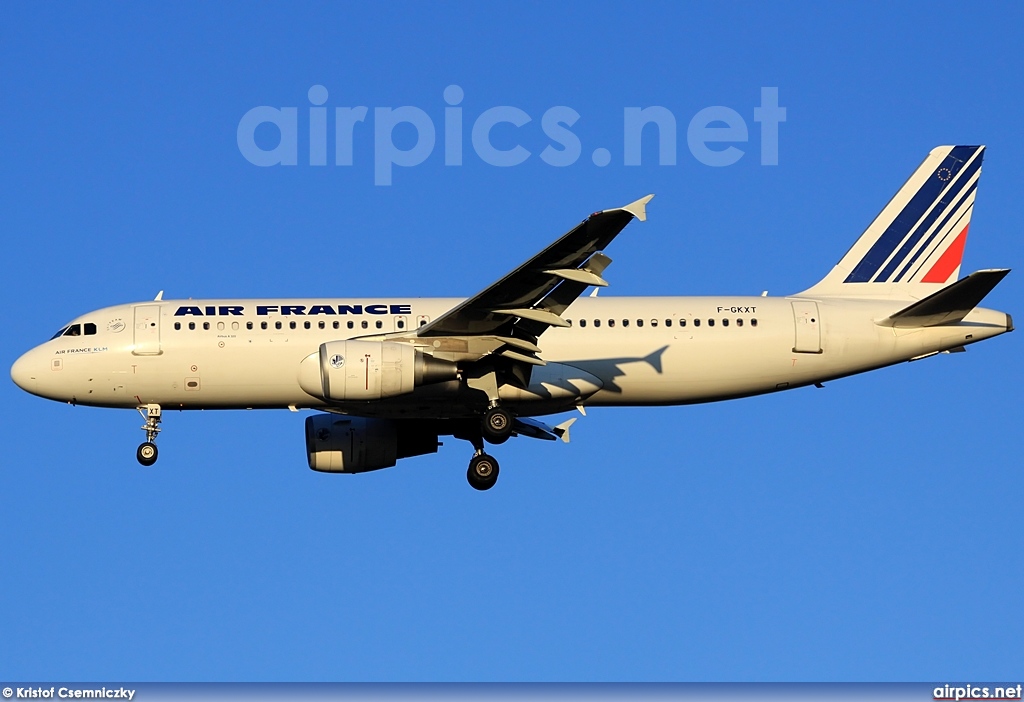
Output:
left=467, top=454, right=500, bottom=491
left=137, top=442, right=158, bottom=466
left=481, top=406, right=514, bottom=444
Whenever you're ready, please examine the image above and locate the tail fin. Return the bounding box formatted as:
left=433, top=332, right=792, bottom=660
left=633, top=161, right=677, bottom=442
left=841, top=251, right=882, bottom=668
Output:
left=802, top=145, right=985, bottom=298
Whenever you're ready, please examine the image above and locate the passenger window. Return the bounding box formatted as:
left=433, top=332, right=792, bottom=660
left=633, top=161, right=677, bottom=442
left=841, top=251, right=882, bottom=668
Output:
left=203, top=322, right=210, bottom=330
left=679, top=319, right=686, bottom=328
left=333, top=321, right=340, bottom=329
left=246, top=322, right=253, bottom=330
left=347, top=321, right=354, bottom=329
left=751, top=318, right=758, bottom=327
left=594, top=319, right=601, bottom=328
left=361, top=320, right=368, bottom=329
left=261, top=321, right=268, bottom=330
left=736, top=319, right=743, bottom=327
left=622, top=319, right=629, bottom=327
left=275, top=321, right=282, bottom=330
left=188, top=322, right=196, bottom=330
left=708, top=319, right=715, bottom=327
left=289, top=321, right=296, bottom=330
left=397, top=320, right=405, bottom=329
left=174, top=322, right=181, bottom=331
left=666, top=319, right=672, bottom=327
left=84, top=323, right=97, bottom=335
left=231, top=321, right=239, bottom=331
left=318, top=321, right=325, bottom=329
left=722, top=319, right=729, bottom=327
left=304, top=321, right=311, bottom=330
left=419, top=319, right=427, bottom=327
left=694, top=319, right=701, bottom=327
left=608, top=319, right=615, bottom=328
left=651, top=319, right=658, bottom=327
left=637, top=319, right=643, bottom=327
left=217, top=321, right=225, bottom=331
left=376, top=320, right=383, bottom=329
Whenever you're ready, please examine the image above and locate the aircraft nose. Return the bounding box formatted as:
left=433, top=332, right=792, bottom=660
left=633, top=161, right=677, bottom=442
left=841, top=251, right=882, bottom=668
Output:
left=11, top=349, right=39, bottom=392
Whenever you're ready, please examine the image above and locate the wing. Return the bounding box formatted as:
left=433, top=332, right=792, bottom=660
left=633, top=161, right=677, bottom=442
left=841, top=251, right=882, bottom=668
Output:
left=414, top=194, right=653, bottom=363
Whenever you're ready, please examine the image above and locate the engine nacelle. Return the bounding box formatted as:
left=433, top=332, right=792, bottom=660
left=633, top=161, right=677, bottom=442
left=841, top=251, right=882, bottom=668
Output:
left=305, top=414, right=439, bottom=473
left=298, top=340, right=457, bottom=401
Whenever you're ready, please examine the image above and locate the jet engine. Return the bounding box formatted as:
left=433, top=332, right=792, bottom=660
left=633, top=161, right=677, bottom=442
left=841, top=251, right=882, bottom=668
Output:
left=305, top=414, right=440, bottom=473
left=299, top=340, right=458, bottom=401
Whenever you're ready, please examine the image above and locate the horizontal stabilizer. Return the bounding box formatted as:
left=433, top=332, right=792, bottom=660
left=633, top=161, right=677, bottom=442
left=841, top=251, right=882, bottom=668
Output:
left=880, top=269, right=1010, bottom=327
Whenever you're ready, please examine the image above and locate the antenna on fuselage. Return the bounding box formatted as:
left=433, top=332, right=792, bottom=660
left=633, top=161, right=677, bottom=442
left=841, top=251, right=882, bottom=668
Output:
left=154, top=290, right=164, bottom=301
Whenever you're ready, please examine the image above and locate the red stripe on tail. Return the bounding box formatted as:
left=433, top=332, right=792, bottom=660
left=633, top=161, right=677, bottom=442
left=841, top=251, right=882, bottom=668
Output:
left=922, top=223, right=970, bottom=283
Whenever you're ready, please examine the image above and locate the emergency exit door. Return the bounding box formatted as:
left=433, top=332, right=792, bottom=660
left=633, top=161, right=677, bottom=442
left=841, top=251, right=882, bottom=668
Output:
left=791, top=300, right=821, bottom=354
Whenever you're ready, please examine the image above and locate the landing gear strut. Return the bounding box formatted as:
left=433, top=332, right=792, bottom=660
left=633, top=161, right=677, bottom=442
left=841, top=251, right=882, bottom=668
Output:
left=481, top=405, right=514, bottom=444
left=136, top=403, right=162, bottom=466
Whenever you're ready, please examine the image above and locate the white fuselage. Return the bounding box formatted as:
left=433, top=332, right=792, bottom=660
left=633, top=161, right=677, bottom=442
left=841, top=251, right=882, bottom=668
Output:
left=11, top=295, right=1011, bottom=418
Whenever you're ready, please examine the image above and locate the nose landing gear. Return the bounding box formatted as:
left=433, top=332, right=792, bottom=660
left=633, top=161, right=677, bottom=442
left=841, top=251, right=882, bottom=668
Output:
left=136, top=403, right=162, bottom=466
left=137, top=441, right=158, bottom=466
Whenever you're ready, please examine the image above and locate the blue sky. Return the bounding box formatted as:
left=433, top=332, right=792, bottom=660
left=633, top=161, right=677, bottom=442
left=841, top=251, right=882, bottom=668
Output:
left=1, top=1, right=1022, bottom=682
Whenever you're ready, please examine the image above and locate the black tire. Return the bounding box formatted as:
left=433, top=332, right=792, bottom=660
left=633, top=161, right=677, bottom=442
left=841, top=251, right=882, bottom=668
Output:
left=467, top=454, right=500, bottom=491
left=137, top=442, right=158, bottom=466
left=481, top=406, right=513, bottom=445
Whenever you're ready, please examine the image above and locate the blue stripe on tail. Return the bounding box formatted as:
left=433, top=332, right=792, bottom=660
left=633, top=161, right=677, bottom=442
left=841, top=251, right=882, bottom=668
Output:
left=844, top=145, right=982, bottom=283
left=877, top=150, right=983, bottom=282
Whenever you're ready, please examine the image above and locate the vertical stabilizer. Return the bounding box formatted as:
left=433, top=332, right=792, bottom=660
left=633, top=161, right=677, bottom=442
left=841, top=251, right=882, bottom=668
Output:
left=801, top=145, right=984, bottom=299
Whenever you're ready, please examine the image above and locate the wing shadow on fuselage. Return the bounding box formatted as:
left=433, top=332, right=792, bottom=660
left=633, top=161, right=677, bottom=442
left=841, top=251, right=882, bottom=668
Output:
left=560, top=344, right=669, bottom=395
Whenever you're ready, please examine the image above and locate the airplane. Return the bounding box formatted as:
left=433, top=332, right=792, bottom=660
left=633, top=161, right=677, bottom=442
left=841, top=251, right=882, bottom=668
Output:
left=10, top=145, right=1012, bottom=490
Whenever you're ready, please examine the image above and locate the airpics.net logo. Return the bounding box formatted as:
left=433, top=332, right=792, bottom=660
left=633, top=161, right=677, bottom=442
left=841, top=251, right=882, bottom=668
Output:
left=236, top=85, right=786, bottom=185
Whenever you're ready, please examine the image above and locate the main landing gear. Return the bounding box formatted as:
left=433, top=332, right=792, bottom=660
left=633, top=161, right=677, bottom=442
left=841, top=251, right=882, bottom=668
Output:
left=136, top=403, right=162, bottom=466
left=467, top=451, right=500, bottom=491
left=481, top=405, right=514, bottom=444
left=462, top=406, right=512, bottom=490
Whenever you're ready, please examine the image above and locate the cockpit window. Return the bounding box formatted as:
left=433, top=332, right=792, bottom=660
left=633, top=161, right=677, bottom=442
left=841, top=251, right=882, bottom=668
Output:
left=51, top=322, right=96, bottom=339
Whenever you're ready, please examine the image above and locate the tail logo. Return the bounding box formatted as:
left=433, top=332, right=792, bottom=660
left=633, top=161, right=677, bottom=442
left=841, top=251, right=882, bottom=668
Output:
left=844, top=145, right=984, bottom=285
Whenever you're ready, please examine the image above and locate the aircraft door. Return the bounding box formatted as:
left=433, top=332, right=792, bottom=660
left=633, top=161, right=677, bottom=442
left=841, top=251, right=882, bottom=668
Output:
left=133, top=305, right=162, bottom=356
left=791, top=300, right=822, bottom=354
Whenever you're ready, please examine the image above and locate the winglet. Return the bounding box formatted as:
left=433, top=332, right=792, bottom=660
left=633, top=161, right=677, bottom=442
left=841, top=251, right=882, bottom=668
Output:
left=608, top=194, right=654, bottom=222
